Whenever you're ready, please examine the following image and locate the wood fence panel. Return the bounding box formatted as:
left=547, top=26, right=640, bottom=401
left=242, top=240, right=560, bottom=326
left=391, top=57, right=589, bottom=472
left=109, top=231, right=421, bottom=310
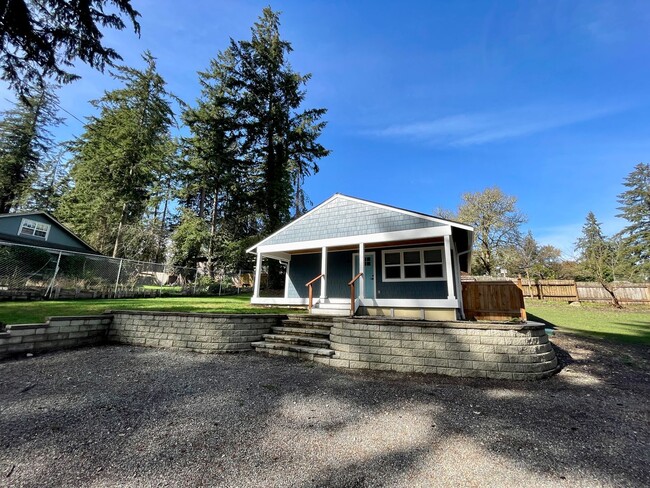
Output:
left=577, top=282, right=650, bottom=303
left=464, top=277, right=649, bottom=304
left=538, top=280, right=578, bottom=301
left=462, top=281, right=526, bottom=321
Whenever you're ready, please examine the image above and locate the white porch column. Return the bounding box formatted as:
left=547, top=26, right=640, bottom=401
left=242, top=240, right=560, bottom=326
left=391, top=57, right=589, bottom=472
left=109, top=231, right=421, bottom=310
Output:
left=444, top=235, right=456, bottom=300
left=253, top=251, right=262, bottom=298
left=452, top=241, right=465, bottom=319
left=320, top=246, right=327, bottom=299
left=284, top=261, right=291, bottom=299
left=358, top=242, right=365, bottom=299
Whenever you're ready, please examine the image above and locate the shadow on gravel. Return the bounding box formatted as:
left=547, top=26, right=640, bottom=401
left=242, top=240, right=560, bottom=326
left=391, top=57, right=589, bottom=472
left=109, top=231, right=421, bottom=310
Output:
left=550, top=341, right=575, bottom=371
left=1, top=337, right=649, bottom=486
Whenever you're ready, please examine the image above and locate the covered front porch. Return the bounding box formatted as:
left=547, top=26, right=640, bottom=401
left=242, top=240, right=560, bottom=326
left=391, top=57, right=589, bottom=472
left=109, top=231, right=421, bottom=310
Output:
left=250, top=229, right=468, bottom=319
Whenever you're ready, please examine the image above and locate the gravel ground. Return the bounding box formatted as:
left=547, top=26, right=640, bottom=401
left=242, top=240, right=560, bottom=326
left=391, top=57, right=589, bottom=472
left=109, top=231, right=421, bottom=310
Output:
left=1, top=333, right=648, bottom=488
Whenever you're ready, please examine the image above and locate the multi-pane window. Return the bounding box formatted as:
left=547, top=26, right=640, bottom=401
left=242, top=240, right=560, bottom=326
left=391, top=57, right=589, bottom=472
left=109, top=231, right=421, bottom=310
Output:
left=18, top=218, right=50, bottom=240
left=382, top=247, right=445, bottom=281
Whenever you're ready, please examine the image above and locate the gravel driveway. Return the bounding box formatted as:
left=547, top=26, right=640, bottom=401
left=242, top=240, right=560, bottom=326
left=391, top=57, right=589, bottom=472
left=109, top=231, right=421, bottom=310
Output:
left=1, top=333, right=648, bottom=487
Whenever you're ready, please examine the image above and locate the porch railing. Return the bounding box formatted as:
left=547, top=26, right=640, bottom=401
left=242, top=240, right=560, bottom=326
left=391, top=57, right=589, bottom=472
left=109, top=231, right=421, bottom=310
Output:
left=305, top=274, right=324, bottom=313
left=348, top=272, right=363, bottom=316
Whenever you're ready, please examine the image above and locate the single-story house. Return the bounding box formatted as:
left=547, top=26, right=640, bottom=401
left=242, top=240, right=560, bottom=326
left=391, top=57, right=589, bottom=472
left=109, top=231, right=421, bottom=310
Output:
left=0, top=211, right=100, bottom=254
left=247, top=194, right=474, bottom=320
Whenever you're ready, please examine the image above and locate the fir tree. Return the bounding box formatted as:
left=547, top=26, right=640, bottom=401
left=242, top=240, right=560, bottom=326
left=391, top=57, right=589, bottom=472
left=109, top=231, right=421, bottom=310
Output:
left=575, top=212, right=620, bottom=306
left=616, top=162, right=650, bottom=280
left=179, top=8, right=329, bottom=283
left=0, top=86, right=62, bottom=213
left=0, top=0, right=140, bottom=99
left=57, top=51, right=177, bottom=259
left=229, top=8, right=330, bottom=233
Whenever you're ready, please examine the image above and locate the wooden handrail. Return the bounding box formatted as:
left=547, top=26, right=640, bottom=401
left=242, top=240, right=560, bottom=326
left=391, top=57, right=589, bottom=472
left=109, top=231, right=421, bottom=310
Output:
left=348, top=272, right=363, bottom=316
left=305, top=273, right=324, bottom=313
left=348, top=272, right=363, bottom=286
left=306, top=274, right=324, bottom=287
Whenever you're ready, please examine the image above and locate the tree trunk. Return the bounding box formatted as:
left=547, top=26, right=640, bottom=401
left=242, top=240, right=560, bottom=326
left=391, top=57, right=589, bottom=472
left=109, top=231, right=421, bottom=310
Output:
left=526, top=270, right=533, bottom=298
left=112, top=202, right=127, bottom=258
left=601, top=281, right=622, bottom=308
left=206, top=189, right=219, bottom=279
left=155, top=183, right=170, bottom=263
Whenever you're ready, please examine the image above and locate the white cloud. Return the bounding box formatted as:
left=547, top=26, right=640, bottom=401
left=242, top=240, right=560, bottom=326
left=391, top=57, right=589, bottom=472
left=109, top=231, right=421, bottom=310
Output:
left=366, top=103, right=627, bottom=146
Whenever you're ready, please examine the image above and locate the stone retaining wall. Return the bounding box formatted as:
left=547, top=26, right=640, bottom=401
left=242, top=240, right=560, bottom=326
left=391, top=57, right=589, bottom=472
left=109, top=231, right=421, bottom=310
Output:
left=0, top=316, right=112, bottom=359
left=317, top=318, right=557, bottom=380
left=108, top=311, right=280, bottom=353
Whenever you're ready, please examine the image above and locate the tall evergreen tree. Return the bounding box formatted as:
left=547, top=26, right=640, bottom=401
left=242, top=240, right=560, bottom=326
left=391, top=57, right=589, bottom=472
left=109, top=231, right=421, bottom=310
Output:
left=616, top=162, right=650, bottom=280
left=180, top=49, right=248, bottom=273
left=575, top=212, right=620, bottom=306
left=57, top=51, right=177, bottom=259
left=228, top=8, right=329, bottom=234
left=228, top=7, right=329, bottom=286
left=0, top=86, right=62, bottom=213
left=180, top=8, right=329, bottom=282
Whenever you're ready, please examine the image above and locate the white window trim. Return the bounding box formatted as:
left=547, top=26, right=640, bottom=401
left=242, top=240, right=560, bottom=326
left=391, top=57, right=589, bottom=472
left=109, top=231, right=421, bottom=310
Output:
left=381, top=246, right=446, bottom=282
left=18, top=218, right=51, bottom=240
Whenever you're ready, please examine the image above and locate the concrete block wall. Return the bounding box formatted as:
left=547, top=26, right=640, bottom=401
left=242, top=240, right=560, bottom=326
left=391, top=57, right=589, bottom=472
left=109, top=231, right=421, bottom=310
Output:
left=0, top=316, right=112, bottom=359
left=108, top=311, right=281, bottom=353
left=317, top=318, right=558, bottom=380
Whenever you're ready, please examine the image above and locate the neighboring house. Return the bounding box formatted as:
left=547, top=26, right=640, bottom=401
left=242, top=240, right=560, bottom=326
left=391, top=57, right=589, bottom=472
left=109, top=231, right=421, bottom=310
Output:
left=247, top=194, right=474, bottom=320
left=0, top=212, right=100, bottom=254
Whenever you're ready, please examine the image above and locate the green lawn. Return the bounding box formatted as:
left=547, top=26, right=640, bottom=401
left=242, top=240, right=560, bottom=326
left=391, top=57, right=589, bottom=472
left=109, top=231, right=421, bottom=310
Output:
left=0, top=295, right=304, bottom=325
left=525, top=300, right=650, bottom=345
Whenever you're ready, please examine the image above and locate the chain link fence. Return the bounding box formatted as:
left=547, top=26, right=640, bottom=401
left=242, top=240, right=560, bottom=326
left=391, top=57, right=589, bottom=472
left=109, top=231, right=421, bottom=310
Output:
left=0, top=241, right=251, bottom=300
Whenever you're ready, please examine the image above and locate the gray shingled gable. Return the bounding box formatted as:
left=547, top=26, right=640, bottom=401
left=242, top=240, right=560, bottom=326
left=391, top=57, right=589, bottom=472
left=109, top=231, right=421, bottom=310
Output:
left=262, top=196, right=444, bottom=246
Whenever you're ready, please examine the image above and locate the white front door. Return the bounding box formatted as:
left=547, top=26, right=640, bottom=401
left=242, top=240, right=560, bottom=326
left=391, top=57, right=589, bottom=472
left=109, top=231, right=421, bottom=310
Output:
left=353, top=253, right=375, bottom=299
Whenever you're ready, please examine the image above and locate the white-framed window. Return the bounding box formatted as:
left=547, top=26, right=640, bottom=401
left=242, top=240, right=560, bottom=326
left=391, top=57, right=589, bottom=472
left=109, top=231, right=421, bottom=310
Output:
left=18, top=218, right=51, bottom=240
left=382, top=246, right=445, bottom=282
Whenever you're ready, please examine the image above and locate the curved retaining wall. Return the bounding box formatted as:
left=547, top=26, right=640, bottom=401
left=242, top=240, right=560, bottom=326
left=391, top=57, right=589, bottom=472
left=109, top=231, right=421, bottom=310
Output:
left=108, top=311, right=281, bottom=353
left=320, top=318, right=557, bottom=380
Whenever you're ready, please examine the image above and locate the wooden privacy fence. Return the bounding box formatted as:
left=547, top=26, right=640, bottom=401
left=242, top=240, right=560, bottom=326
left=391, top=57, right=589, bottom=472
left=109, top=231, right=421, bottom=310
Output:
left=462, top=281, right=526, bottom=322
left=577, top=282, right=650, bottom=303
left=518, top=279, right=650, bottom=303
left=518, top=279, right=578, bottom=301
left=470, top=277, right=650, bottom=304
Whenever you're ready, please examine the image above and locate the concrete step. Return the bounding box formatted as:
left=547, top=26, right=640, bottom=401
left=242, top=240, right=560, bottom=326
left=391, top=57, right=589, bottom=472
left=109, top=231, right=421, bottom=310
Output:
left=310, top=307, right=349, bottom=317
left=262, top=333, right=330, bottom=348
left=316, top=302, right=349, bottom=310
left=252, top=341, right=335, bottom=358
left=271, top=326, right=330, bottom=338
left=281, top=319, right=332, bottom=330
left=287, top=314, right=337, bottom=323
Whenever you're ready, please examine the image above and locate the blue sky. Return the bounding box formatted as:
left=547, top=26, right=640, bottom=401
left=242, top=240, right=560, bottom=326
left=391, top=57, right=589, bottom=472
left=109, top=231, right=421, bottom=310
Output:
left=4, top=0, right=650, bottom=257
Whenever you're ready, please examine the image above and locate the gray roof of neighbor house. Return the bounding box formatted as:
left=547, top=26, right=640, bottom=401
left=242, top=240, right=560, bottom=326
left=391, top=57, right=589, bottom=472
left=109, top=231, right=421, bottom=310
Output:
left=0, top=211, right=101, bottom=254
left=249, top=194, right=473, bottom=252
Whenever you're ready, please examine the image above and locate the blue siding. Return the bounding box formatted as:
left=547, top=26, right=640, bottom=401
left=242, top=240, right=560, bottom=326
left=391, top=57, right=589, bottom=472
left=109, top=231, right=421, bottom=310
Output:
left=264, top=196, right=443, bottom=246
left=287, top=253, right=321, bottom=299
left=327, top=250, right=354, bottom=298
left=287, top=250, right=354, bottom=299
